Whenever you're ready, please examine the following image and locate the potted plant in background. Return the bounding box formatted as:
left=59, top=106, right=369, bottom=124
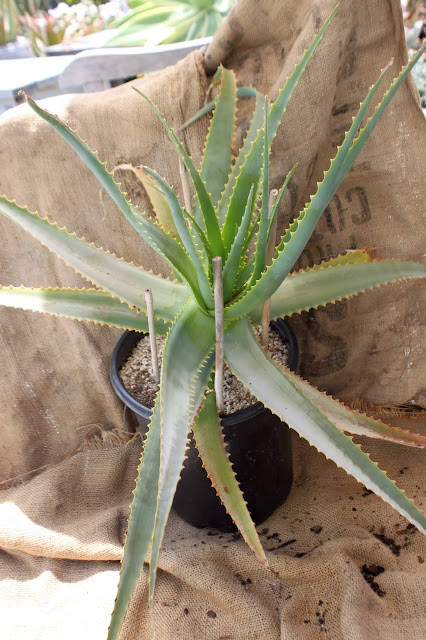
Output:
left=0, top=6, right=425, bottom=639
left=106, top=0, right=235, bottom=48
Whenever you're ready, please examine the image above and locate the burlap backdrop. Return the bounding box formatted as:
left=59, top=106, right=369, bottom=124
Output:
left=0, top=0, right=425, bottom=638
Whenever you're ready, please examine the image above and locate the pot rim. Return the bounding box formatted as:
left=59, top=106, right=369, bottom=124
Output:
left=110, top=318, right=298, bottom=426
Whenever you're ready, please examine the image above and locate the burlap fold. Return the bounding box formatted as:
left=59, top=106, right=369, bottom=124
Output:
left=1, top=420, right=425, bottom=640
left=0, top=0, right=425, bottom=638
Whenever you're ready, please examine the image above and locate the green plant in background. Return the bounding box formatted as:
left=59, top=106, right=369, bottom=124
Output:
left=107, top=0, right=235, bottom=48
left=0, top=6, right=425, bottom=639
left=0, top=0, right=18, bottom=45
left=18, top=10, right=68, bottom=55
left=16, top=0, right=120, bottom=56
left=402, top=0, right=426, bottom=109
left=14, top=0, right=111, bottom=17
left=411, top=55, right=426, bottom=107
left=15, top=0, right=51, bottom=15
left=65, top=0, right=111, bottom=7
left=402, top=0, right=424, bottom=26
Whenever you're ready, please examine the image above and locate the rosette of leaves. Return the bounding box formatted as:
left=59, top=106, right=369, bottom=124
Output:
left=0, top=7, right=425, bottom=639
left=18, top=11, right=69, bottom=56
left=106, top=0, right=235, bottom=48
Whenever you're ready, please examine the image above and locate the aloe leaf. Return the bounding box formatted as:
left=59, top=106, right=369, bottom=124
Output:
left=233, top=202, right=262, bottom=294
left=223, top=317, right=426, bottom=533
left=140, top=167, right=214, bottom=308
left=191, top=391, right=267, bottom=564
left=224, top=53, right=422, bottom=320
left=288, top=374, right=426, bottom=448
left=114, top=164, right=178, bottom=237
left=216, top=91, right=266, bottom=230
left=201, top=9, right=221, bottom=37
left=218, top=1, right=340, bottom=242
left=107, top=392, right=162, bottom=640
left=220, top=101, right=266, bottom=252
left=0, top=196, right=187, bottom=323
left=160, top=8, right=208, bottom=44
left=133, top=89, right=225, bottom=260
left=233, top=257, right=255, bottom=293
left=267, top=4, right=341, bottom=142
left=335, top=42, right=426, bottom=185
left=300, top=248, right=377, bottom=269
left=222, top=185, right=255, bottom=301
left=247, top=260, right=426, bottom=324
left=241, top=208, right=261, bottom=259
left=139, top=167, right=197, bottom=257
left=148, top=301, right=216, bottom=602
left=182, top=208, right=213, bottom=258
left=186, top=14, right=206, bottom=40
left=111, top=4, right=161, bottom=29
left=267, top=164, right=298, bottom=243
left=180, top=98, right=218, bottom=131
left=0, top=286, right=172, bottom=333
left=22, top=95, right=201, bottom=294
left=106, top=22, right=174, bottom=48
left=180, top=87, right=256, bottom=131
left=200, top=66, right=236, bottom=207
left=129, top=206, right=210, bottom=312
left=111, top=5, right=175, bottom=30
left=24, top=96, right=135, bottom=223
left=139, top=173, right=174, bottom=230
left=251, top=99, right=270, bottom=284
left=108, top=308, right=215, bottom=639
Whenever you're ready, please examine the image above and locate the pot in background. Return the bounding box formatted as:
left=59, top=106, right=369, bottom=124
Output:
left=111, top=319, right=298, bottom=532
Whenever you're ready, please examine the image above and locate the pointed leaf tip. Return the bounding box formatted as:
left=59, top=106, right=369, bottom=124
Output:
left=192, top=392, right=267, bottom=566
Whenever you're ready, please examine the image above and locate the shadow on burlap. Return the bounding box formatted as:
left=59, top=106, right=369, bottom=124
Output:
left=0, top=0, right=425, bottom=638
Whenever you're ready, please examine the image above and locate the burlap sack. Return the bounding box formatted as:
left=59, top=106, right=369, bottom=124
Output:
left=1, top=414, right=425, bottom=640
left=0, top=0, right=425, bottom=638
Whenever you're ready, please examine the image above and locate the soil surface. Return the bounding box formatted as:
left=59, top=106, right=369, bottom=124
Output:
left=119, top=326, right=288, bottom=414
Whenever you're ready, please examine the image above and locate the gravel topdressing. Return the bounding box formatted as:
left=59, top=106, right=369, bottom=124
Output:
left=119, top=326, right=288, bottom=415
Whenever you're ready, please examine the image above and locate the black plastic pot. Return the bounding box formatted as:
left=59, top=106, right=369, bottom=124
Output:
left=110, top=319, right=298, bottom=532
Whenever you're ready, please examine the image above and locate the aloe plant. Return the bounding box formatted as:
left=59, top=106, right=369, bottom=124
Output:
left=18, top=11, right=69, bottom=56
left=0, top=6, right=425, bottom=639
left=107, top=0, right=234, bottom=48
